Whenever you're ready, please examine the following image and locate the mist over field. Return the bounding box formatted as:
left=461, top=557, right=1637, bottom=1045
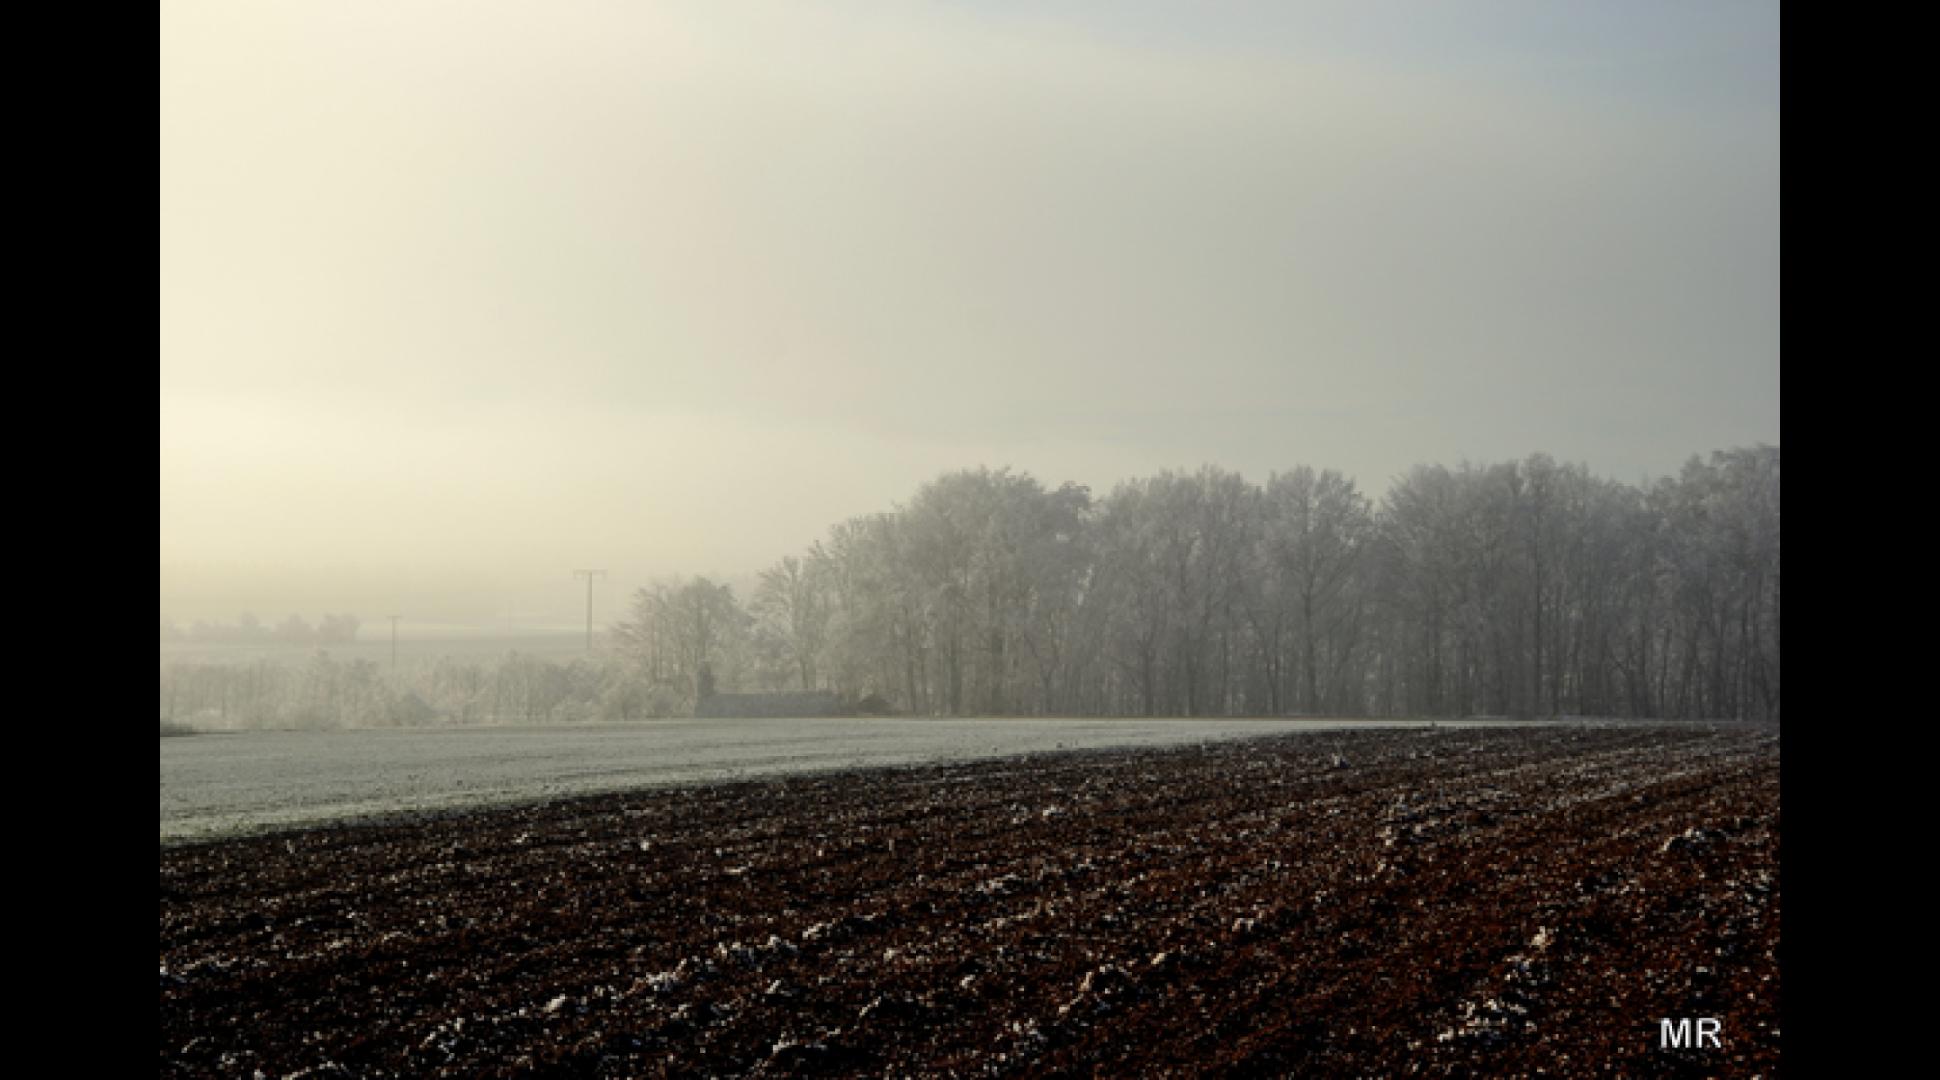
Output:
left=159, top=0, right=1778, bottom=725
left=161, top=449, right=1777, bottom=731
left=161, top=5, right=1779, bottom=1074
left=161, top=1, right=1777, bottom=636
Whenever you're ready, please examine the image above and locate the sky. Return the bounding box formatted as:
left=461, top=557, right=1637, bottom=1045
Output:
left=159, top=1, right=1779, bottom=627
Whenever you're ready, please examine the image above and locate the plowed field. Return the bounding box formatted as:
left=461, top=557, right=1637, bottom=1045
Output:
left=160, top=724, right=1779, bottom=1077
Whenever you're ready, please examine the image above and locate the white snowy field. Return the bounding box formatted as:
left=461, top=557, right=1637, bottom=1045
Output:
left=159, top=717, right=1565, bottom=842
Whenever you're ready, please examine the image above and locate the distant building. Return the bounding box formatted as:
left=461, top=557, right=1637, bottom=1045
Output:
left=695, top=690, right=847, bottom=719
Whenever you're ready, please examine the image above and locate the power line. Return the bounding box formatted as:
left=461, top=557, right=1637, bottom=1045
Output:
left=573, top=570, right=607, bottom=654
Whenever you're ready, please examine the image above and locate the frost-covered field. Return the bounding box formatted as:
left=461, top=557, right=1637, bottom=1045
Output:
left=161, top=724, right=1777, bottom=1076
left=158, top=718, right=1562, bottom=841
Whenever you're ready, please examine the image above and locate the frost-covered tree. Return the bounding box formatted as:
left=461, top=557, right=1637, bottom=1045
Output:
left=613, top=576, right=752, bottom=709
left=156, top=445, right=1779, bottom=731
left=753, top=555, right=833, bottom=692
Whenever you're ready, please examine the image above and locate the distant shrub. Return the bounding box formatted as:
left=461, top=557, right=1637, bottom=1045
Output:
left=159, top=720, right=199, bottom=737
left=853, top=693, right=896, bottom=717
left=387, top=691, right=438, bottom=727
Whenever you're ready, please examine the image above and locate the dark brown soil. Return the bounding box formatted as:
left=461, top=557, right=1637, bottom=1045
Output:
left=160, top=724, right=1779, bottom=1077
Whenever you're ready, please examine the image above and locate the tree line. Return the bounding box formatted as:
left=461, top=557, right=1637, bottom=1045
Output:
left=622, top=446, right=1778, bottom=721
left=160, top=613, right=362, bottom=646
left=158, top=446, right=1778, bottom=730
left=159, top=651, right=667, bottom=730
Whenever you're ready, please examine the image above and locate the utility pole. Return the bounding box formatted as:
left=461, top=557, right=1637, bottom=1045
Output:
left=573, top=570, right=606, bottom=654
left=388, top=615, right=400, bottom=672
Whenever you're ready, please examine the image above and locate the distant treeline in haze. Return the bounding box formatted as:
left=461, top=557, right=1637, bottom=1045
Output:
left=160, top=612, right=362, bottom=647
left=159, top=446, right=1778, bottom=729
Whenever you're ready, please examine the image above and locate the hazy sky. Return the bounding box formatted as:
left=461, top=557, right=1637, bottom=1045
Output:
left=160, top=1, right=1779, bottom=627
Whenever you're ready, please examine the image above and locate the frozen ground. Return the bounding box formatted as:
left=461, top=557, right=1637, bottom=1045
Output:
left=158, top=718, right=1571, bottom=841
left=161, top=724, right=1778, bottom=1075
